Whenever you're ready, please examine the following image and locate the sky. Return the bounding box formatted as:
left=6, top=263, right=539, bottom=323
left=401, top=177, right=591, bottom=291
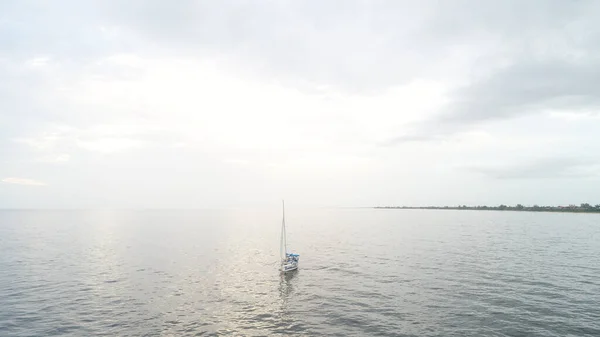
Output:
left=2, top=0, right=600, bottom=208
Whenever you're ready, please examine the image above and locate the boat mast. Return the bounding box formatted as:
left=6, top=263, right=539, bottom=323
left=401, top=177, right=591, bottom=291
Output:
left=280, top=200, right=287, bottom=260
left=283, top=200, right=287, bottom=255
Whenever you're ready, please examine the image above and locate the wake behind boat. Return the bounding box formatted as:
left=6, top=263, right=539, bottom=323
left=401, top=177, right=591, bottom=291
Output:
left=280, top=200, right=299, bottom=273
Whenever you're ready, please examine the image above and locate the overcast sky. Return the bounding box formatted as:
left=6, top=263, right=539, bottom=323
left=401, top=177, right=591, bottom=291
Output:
left=2, top=0, right=600, bottom=208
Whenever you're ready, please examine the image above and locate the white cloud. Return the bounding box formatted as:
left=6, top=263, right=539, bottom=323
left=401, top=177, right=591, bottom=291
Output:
left=2, top=177, right=47, bottom=186
left=76, top=138, right=145, bottom=153
left=13, top=133, right=62, bottom=150
left=25, top=56, right=51, bottom=68
left=547, top=111, right=600, bottom=122
left=13, top=122, right=163, bottom=159
left=2, top=1, right=600, bottom=208
left=224, top=159, right=251, bottom=166
left=37, top=154, right=71, bottom=163
left=39, top=55, right=448, bottom=158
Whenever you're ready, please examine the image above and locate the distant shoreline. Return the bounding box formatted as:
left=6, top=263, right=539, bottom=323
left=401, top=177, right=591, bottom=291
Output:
left=374, top=204, right=600, bottom=213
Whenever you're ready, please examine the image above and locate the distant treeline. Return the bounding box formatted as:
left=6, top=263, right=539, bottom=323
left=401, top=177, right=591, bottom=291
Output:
left=375, top=203, right=600, bottom=213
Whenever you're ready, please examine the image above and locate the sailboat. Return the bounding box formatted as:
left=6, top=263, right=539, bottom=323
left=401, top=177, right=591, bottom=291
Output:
left=280, top=200, right=299, bottom=273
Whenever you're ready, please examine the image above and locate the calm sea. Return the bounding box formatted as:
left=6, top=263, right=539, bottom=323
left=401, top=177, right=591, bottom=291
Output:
left=1, top=208, right=599, bottom=336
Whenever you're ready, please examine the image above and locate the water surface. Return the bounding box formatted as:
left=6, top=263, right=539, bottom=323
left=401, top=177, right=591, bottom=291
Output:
left=1, top=209, right=599, bottom=336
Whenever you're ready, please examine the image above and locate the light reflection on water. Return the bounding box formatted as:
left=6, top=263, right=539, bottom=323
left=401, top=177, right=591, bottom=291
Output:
left=1, top=209, right=599, bottom=336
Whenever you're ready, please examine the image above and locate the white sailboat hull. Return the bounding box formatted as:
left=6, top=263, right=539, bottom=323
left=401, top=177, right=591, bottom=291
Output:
left=282, top=262, right=298, bottom=272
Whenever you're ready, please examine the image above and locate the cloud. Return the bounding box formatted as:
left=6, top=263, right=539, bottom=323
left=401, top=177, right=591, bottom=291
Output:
left=1, top=177, right=47, bottom=186
left=549, top=111, right=600, bottom=122
left=464, top=157, right=600, bottom=180
left=37, top=154, right=71, bottom=163
left=12, top=123, right=169, bottom=159
left=440, top=60, right=600, bottom=123
left=76, top=138, right=144, bottom=154
left=3, top=0, right=600, bottom=208
left=3, top=1, right=598, bottom=96
left=223, top=159, right=250, bottom=166
left=13, top=133, right=63, bottom=150
left=25, top=56, right=51, bottom=68
left=387, top=58, right=600, bottom=143
left=83, top=1, right=498, bottom=93
left=95, top=1, right=597, bottom=95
